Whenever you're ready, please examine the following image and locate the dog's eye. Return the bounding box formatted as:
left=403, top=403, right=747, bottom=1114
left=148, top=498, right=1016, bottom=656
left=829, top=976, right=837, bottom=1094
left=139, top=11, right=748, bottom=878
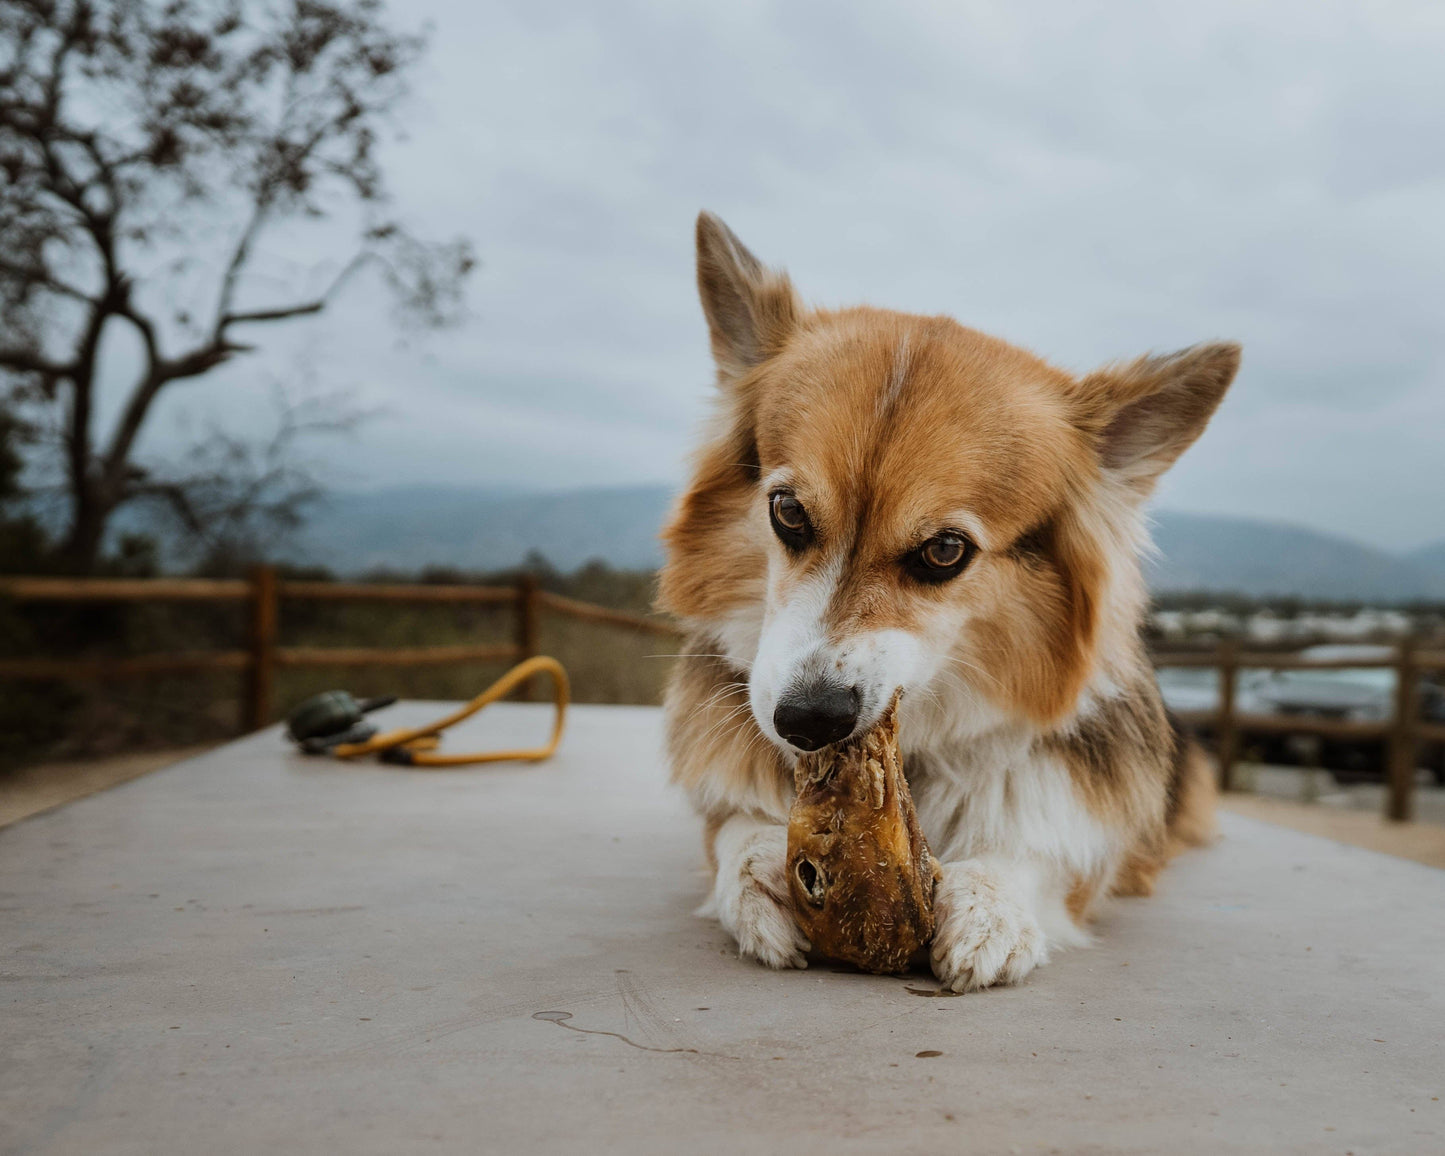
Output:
left=905, top=532, right=975, bottom=583
left=769, top=491, right=812, bottom=549
left=922, top=536, right=967, bottom=568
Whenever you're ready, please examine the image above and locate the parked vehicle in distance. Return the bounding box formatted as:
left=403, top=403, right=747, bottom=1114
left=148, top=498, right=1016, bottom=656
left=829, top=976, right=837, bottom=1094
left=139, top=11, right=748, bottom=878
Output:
left=1157, top=644, right=1445, bottom=783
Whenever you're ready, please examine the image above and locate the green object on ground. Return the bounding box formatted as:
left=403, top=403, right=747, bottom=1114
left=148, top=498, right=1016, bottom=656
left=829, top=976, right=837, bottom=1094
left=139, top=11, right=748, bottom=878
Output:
left=286, top=691, right=396, bottom=746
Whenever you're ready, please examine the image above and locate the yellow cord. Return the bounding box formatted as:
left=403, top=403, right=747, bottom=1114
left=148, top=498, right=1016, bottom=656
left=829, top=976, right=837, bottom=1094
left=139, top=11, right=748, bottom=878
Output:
left=331, top=655, right=569, bottom=768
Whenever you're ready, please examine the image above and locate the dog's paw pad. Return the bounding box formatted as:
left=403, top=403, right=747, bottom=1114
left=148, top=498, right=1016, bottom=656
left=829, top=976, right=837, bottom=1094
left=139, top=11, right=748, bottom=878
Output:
left=929, top=861, right=1045, bottom=992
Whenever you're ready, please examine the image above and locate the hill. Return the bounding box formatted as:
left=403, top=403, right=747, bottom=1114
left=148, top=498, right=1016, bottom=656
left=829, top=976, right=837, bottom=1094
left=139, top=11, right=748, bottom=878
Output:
left=295, top=484, right=675, bottom=573
left=1406, top=539, right=1445, bottom=573
left=1145, top=512, right=1445, bottom=601
left=285, top=484, right=1445, bottom=600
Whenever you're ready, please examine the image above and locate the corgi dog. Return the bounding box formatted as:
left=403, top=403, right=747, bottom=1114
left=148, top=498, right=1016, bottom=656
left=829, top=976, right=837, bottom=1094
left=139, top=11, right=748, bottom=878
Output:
left=658, top=212, right=1237, bottom=991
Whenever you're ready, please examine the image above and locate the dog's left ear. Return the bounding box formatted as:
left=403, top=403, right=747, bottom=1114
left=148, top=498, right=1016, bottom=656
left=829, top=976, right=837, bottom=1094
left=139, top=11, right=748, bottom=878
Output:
left=1071, top=342, right=1240, bottom=496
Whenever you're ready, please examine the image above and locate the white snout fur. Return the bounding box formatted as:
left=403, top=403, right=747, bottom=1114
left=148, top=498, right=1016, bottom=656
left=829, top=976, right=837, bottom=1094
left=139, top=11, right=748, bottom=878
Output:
left=747, top=557, right=937, bottom=750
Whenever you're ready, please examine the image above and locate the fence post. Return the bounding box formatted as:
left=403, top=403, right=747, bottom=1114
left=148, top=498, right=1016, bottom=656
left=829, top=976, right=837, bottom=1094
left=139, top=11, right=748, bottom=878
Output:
left=514, top=573, right=539, bottom=701
left=1387, top=636, right=1417, bottom=823
left=244, top=564, right=278, bottom=732
left=1217, top=640, right=1238, bottom=792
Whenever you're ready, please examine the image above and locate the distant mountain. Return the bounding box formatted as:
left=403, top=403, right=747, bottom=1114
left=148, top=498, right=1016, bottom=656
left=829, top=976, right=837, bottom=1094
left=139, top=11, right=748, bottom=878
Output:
left=282, top=483, right=1445, bottom=600
left=291, top=484, right=675, bottom=573
left=1145, top=512, right=1445, bottom=601
left=1406, top=539, right=1445, bottom=572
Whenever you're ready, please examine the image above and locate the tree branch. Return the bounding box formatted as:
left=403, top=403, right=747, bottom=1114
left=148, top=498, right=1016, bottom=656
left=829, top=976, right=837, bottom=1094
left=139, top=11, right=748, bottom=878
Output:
left=127, top=479, right=205, bottom=535
left=100, top=334, right=253, bottom=495
left=222, top=300, right=325, bottom=325
left=212, top=199, right=271, bottom=338
left=98, top=246, right=365, bottom=501
left=112, top=287, right=160, bottom=370
left=161, top=339, right=254, bottom=381
left=0, top=260, right=97, bottom=305
left=220, top=250, right=368, bottom=329
left=0, top=348, right=74, bottom=378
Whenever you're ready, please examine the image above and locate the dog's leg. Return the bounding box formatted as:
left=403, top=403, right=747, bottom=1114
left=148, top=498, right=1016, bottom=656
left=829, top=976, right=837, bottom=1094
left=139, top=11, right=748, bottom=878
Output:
left=704, top=813, right=810, bottom=969
left=930, top=856, right=1067, bottom=992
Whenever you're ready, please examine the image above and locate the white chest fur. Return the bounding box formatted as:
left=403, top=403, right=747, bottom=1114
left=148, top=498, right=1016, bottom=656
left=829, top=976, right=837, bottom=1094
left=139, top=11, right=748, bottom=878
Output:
left=906, top=726, right=1119, bottom=879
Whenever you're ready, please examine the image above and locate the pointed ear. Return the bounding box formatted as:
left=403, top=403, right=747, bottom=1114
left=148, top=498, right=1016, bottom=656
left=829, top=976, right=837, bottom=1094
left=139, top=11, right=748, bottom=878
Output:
left=695, top=211, right=799, bottom=381
left=1073, top=342, right=1240, bottom=496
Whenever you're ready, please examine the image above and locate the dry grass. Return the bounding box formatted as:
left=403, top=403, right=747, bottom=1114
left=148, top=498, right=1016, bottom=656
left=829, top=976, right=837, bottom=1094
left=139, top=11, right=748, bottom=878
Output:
left=266, top=613, right=676, bottom=713
left=2, top=598, right=679, bottom=770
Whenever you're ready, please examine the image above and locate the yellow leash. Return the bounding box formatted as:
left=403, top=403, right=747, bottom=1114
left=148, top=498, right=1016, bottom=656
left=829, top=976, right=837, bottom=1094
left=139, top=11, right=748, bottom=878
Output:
left=330, top=655, right=569, bottom=768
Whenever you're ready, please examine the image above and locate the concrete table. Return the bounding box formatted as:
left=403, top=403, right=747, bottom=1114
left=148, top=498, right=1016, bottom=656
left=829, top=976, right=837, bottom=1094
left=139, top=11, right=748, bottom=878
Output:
left=2, top=702, right=1442, bottom=1155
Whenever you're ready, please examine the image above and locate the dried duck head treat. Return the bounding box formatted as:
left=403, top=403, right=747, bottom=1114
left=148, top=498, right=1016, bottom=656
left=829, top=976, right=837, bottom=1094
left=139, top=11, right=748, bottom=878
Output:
left=786, top=695, right=941, bottom=974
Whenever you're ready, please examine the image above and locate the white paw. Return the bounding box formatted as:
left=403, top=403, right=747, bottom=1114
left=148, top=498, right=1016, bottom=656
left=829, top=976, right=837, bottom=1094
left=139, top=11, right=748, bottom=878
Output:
left=930, top=861, right=1046, bottom=992
left=709, top=821, right=810, bottom=970
left=731, top=875, right=811, bottom=970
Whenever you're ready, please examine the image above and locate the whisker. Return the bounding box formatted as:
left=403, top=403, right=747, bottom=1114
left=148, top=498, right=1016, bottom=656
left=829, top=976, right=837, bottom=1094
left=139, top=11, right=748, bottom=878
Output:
left=685, top=685, right=748, bottom=725
left=945, top=653, right=1003, bottom=691
left=696, top=708, right=762, bottom=751
left=695, top=700, right=755, bottom=748
left=727, top=714, right=777, bottom=769
left=680, top=681, right=750, bottom=728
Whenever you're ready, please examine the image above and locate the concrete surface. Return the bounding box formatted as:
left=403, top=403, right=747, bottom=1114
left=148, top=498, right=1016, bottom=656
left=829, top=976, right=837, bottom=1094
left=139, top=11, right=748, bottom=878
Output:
left=2, top=702, right=1442, bottom=1155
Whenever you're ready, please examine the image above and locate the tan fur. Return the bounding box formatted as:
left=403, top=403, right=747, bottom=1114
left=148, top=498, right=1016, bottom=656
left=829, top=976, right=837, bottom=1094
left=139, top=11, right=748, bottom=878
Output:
left=662, top=212, right=1237, bottom=977
left=664, top=648, right=791, bottom=825
left=1065, top=873, right=1104, bottom=923
left=662, top=307, right=1114, bottom=729
left=1111, top=852, right=1163, bottom=899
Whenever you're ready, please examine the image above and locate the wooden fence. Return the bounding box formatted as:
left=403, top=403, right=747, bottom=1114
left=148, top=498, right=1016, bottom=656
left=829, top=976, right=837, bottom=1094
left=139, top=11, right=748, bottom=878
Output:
left=0, top=567, right=680, bottom=731
left=1155, top=641, right=1445, bottom=822
left=2, top=570, right=1443, bottom=821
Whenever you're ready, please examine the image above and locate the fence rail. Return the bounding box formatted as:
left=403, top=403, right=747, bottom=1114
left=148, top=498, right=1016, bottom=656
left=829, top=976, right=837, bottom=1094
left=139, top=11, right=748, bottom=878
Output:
left=0, top=567, right=679, bottom=728
left=3, top=570, right=1441, bottom=822
left=1155, top=642, right=1445, bottom=822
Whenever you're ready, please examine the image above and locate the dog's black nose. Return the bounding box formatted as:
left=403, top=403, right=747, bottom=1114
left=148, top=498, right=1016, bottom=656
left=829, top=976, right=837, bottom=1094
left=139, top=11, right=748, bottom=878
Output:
left=774, top=682, right=860, bottom=752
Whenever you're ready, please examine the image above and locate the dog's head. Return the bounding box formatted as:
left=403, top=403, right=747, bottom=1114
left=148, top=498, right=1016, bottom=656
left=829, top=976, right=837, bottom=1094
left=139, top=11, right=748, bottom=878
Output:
left=660, top=212, right=1238, bottom=754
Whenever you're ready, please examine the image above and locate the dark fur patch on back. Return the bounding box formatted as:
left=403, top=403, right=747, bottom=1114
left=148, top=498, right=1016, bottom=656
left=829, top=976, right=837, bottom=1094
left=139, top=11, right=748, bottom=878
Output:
left=1053, top=696, right=1131, bottom=790
left=1036, top=676, right=1173, bottom=824
left=1162, top=709, right=1190, bottom=826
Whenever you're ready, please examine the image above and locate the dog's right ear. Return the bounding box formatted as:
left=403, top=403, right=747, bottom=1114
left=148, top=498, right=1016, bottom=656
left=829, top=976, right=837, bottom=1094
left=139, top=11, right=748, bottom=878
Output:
left=696, top=211, right=799, bottom=382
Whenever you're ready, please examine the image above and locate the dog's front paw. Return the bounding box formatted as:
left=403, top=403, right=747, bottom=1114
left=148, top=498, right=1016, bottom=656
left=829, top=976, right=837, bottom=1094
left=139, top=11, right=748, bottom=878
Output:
left=930, top=860, right=1046, bottom=992
left=709, top=823, right=810, bottom=969
left=731, top=875, right=811, bottom=970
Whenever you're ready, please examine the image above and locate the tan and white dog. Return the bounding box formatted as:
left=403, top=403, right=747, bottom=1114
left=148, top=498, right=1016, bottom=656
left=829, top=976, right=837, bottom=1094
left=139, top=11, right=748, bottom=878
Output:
left=658, top=212, right=1237, bottom=992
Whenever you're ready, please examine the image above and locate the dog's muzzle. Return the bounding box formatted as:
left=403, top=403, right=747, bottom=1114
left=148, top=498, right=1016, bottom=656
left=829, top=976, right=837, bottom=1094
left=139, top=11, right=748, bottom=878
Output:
left=773, top=678, right=859, bottom=752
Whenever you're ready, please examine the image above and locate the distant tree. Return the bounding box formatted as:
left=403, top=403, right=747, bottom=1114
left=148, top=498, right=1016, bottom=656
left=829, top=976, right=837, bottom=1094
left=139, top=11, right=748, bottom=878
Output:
left=0, top=407, right=50, bottom=571
left=151, top=385, right=364, bottom=575
left=0, top=0, right=473, bottom=571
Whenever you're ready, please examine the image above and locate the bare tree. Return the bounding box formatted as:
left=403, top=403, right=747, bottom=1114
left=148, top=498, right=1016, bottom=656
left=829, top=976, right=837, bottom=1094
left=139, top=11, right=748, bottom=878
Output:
left=138, top=383, right=364, bottom=573
left=0, top=0, right=473, bottom=571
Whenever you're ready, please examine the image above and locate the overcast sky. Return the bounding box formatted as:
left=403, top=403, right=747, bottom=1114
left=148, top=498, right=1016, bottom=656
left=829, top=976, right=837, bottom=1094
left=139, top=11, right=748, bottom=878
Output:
left=124, top=0, right=1445, bottom=552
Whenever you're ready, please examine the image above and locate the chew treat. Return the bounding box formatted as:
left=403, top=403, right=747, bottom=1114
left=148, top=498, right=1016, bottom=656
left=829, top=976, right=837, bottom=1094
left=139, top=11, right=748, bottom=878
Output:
left=786, top=695, right=941, bottom=974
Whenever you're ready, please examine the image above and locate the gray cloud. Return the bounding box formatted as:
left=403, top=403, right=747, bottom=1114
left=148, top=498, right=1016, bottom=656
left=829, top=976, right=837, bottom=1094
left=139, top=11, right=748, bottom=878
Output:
left=131, top=0, right=1445, bottom=550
